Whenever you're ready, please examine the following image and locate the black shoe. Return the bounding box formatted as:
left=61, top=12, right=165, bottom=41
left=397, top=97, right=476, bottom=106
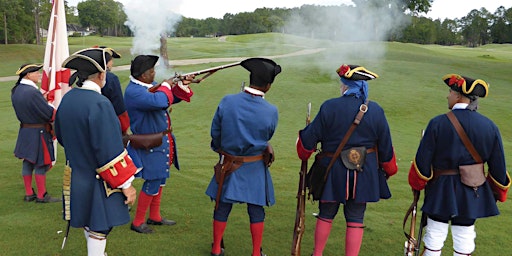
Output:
left=130, top=223, right=154, bottom=234
left=35, top=192, right=61, bottom=203
left=24, top=188, right=36, bottom=202
left=146, top=218, right=176, bottom=226
left=211, top=248, right=224, bottom=256
left=259, top=248, right=266, bottom=256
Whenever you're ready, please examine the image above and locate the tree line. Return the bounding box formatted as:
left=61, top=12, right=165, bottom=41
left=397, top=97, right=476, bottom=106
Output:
left=1, top=0, right=511, bottom=47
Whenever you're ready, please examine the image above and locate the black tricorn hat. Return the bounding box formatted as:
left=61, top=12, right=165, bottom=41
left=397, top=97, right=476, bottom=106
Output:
left=94, top=46, right=121, bottom=59
left=131, top=55, right=159, bottom=78
left=62, top=48, right=108, bottom=87
left=16, top=63, right=43, bottom=77
left=442, top=74, right=488, bottom=98
left=62, top=48, right=108, bottom=76
left=241, top=57, right=281, bottom=87
left=336, top=64, right=378, bottom=81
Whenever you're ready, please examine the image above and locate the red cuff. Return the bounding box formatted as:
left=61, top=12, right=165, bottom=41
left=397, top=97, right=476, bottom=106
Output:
left=118, top=111, right=130, bottom=134
left=408, top=163, right=427, bottom=191
left=487, top=175, right=509, bottom=202
left=172, top=84, right=194, bottom=102
left=157, top=85, right=174, bottom=105
left=96, top=150, right=137, bottom=188
left=296, top=133, right=314, bottom=161
left=380, top=150, right=398, bottom=177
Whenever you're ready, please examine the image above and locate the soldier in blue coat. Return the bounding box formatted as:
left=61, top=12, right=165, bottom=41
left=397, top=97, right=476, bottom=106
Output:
left=296, top=65, right=398, bottom=256
left=124, top=55, right=194, bottom=234
left=206, top=58, right=281, bottom=256
left=98, top=46, right=130, bottom=135
left=11, top=63, right=60, bottom=203
left=408, top=74, right=510, bottom=256
left=55, top=48, right=138, bottom=256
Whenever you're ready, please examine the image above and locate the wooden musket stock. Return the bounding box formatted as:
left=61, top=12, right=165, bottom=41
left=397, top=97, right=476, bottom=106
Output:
left=291, top=102, right=311, bottom=256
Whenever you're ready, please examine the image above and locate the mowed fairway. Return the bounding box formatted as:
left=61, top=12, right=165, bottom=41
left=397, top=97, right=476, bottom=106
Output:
left=0, top=34, right=511, bottom=255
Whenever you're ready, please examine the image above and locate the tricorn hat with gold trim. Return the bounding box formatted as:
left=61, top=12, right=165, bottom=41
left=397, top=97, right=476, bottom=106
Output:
left=336, top=64, right=378, bottom=81
left=16, top=63, right=43, bottom=77
left=442, top=74, right=488, bottom=98
left=62, top=48, right=109, bottom=86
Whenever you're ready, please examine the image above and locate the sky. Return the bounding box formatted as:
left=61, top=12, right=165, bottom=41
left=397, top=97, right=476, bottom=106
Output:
left=66, top=0, right=511, bottom=20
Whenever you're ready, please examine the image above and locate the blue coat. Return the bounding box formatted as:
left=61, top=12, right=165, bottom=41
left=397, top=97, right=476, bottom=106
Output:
left=414, top=109, right=508, bottom=219
left=55, top=86, right=130, bottom=231
left=101, top=72, right=126, bottom=116
left=124, top=79, right=182, bottom=180
left=299, top=95, right=396, bottom=203
left=11, top=81, right=55, bottom=166
left=205, top=90, right=278, bottom=206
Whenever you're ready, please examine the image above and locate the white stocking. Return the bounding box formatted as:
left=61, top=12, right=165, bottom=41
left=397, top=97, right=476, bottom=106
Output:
left=84, top=228, right=107, bottom=256
left=452, top=225, right=475, bottom=256
left=422, top=218, right=449, bottom=256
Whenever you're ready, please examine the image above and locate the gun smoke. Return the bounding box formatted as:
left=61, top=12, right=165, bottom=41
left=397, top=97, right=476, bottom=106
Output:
left=123, top=0, right=183, bottom=79
left=280, top=0, right=410, bottom=78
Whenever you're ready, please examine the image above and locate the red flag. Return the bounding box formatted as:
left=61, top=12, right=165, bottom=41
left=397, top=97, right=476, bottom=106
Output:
left=41, top=0, right=70, bottom=109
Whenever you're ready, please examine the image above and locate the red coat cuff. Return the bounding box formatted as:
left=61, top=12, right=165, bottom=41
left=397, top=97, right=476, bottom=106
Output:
left=118, top=111, right=130, bottom=134
left=172, top=83, right=194, bottom=102
left=379, top=149, right=398, bottom=177
left=157, top=85, right=174, bottom=104
left=408, top=163, right=427, bottom=191
left=296, top=133, right=314, bottom=161
left=487, top=174, right=511, bottom=202
left=96, top=149, right=137, bottom=188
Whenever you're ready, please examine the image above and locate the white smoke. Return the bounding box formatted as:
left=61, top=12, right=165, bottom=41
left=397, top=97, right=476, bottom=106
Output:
left=123, top=0, right=183, bottom=77
left=282, top=1, right=410, bottom=77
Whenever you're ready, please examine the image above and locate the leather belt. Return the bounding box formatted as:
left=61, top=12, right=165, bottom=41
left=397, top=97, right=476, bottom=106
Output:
left=433, top=168, right=459, bottom=179
left=320, top=146, right=376, bottom=158
left=20, top=123, right=47, bottom=128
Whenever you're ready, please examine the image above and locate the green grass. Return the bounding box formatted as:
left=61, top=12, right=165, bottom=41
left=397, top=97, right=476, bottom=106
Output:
left=0, top=34, right=511, bottom=255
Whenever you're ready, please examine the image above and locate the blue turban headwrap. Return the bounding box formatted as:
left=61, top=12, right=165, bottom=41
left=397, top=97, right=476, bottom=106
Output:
left=341, top=77, right=369, bottom=102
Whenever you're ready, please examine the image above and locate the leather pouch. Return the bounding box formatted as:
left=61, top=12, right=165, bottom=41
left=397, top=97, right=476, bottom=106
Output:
left=340, top=146, right=367, bottom=172
left=459, top=163, right=486, bottom=188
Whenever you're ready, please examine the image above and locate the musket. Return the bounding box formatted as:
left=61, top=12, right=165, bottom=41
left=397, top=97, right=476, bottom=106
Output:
left=403, top=189, right=420, bottom=256
left=148, top=61, right=241, bottom=93
left=415, top=206, right=427, bottom=256
left=291, top=102, right=311, bottom=256
left=404, top=130, right=426, bottom=256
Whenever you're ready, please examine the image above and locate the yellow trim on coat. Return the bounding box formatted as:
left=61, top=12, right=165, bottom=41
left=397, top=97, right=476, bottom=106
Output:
left=488, top=171, right=511, bottom=190
left=96, top=149, right=128, bottom=176
left=413, top=160, right=433, bottom=181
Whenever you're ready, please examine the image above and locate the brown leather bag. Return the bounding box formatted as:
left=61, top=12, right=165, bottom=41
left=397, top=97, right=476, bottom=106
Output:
left=124, top=132, right=164, bottom=150
left=459, top=163, right=486, bottom=187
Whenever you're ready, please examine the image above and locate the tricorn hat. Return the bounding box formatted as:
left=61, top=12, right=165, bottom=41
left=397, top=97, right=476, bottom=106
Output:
left=442, top=74, right=488, bottom=98
left=62, top=48, right=109, bottom=86
left=16, top=63, right=43, bottom=77
left=241, top=57, right=281, bottom=87
left=336, top=64, right=378, bottom=81
left=94, top=46, right=121, bottom=59
left=62, top=48, right=108, bottom=75
left=130, top=55, right=159, bottom=78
